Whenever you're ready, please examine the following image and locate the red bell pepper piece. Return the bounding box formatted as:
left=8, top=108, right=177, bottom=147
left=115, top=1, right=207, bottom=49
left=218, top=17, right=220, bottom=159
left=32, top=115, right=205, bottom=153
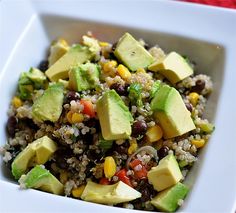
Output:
left=115, top=169, right=132, bottom=187
left=80, top=99, right=96, bottom=118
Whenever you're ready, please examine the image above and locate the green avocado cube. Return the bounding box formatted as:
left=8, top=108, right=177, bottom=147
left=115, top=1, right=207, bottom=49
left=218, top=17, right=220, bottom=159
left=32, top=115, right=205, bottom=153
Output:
left=45, top=45, right=93, bottom=82
left=151, top=182, right=189, bottom=212
left=11, top=143, right=36, bottom=180
left=19, top=165, right=64, bottom=195
left=27, top=68, right=47, bottom=89
left=11, top=136, right=58, bottom=179
left=148, top=52, right=193, bottom=84
left=151, top=84, right=195, bottom=139
left=96, top=90, right=133, bottom=140
left=114, top=33, right=154, bottom=71
left=32, top=83, right=64, bottom=122
left=68, top=62, right=100, bottom=92
left=147, top=154, right=183, bottom=191
left=81, top=181, right=141, bottom=204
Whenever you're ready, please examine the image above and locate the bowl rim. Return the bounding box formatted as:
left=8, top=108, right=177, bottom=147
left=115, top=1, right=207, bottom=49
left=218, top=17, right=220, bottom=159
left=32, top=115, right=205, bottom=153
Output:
left=0, top=0, right=236, bottom=212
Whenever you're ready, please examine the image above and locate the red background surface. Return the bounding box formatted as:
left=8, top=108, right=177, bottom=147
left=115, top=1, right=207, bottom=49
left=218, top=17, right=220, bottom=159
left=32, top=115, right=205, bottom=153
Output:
left=183, top=0, right=236, bottom=9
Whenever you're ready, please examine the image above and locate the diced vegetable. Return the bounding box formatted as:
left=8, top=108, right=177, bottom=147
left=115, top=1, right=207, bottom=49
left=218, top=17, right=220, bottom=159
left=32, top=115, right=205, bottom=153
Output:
left=146, top=125, right=163, bottom=142
left=117, top=64, right=132, bottom=80
left=12, top=96, right=23, bottom=108
left=128, top=83, right=143, bottom=107
left=130, top=159, right=147, bottom=179
left=98, top=134, right=113, bottom=151
left=115, top=169, right=132, bottom=187
left=150, top=80, right=161, bottom=99
left=191, top=139, right=205, bottom=148
left=71, top=112, right=84, bottom=123
left=103, top=60, right=117, bottom=73
left=80, top=99, right=96, bottom=118
left=99, top=177, right=111, bottom=185
left=104, top=156, right=117, bottom=179
left=188, top=92, right=199, bottom=106
left=128, top=139, right=138, bottom=155
left=72, top=185, right=86, bottom=198
left=198, top=122, right=215, bottom=133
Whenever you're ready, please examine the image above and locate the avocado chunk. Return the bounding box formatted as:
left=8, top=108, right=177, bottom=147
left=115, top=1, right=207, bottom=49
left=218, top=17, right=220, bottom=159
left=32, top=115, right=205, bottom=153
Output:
left=96, top=90, right=133, bottom=140
left=147, top=154, right=183, bottom=191
left=81, top=181, right=141, bottom=204
left=32, top=83, right=64, bottom=122
left=151, top=182, right=189, bottom=212
left=68, top=62, right=100, bottom=92
left=11, top=143, right=36, bottom=180
left=151, top=84, right=195, bottom=139
left=19, top=165, right=64, bottom=195
left=18, top=68, right=47, bottom=100
left=48, top=39, right=69, bottom=67
left=114, top=33, right=154, bottom=71
left=11, top=136, right=57, bottom=179
left=148, top=52, right=193, bottom=84
left=45, top=45, right=93, bottom=82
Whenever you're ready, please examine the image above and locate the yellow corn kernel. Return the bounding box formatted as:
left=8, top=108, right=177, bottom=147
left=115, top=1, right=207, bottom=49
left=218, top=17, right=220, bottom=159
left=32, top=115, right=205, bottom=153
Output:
left=188, top=92, right=199, bottom=106
left=191, top=139, right=205, bottom=148
left=58, top=38, right=68, bottom=46
left=71, top=112, right=84, bottom=124
left=117, top=64, right=132, bottom=80
left=12, top=96, right=23, bottom=108
left=146, top=125, right=163, bottom=143
left=71, top=185, right=86, bottom=198
left=59, top=171, right=68, bottom=184
left=104, top=156, right=116, bottom=179
left=66, top=111, right=73, bottom=124
left=103, top=60, right=117, bottom=73
left=128, top=139, right=138, bottom=155
left=136, top=68, right=146, bottom=73
left=99, top=41, right=109, bottom=47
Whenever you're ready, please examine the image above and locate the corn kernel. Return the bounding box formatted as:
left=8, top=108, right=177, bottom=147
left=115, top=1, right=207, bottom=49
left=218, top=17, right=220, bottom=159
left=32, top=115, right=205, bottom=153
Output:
left=117, top=64, right=132, bottom=80
left=128, top=139, right=138, bottom=155
left=66, top=111, right=73, bottom=124
left=191, top=139, right=205, bottom=148
left=99, top=41, right=109, bottom=47
left=60, top=171, right=68, bottom=184
left=71, top=185, right=86, bottom=198
left=146, top=125, right=163, bottom=143
left=136, top=68, right=146, bottom=73
left=12, top=96, right=23, bottom=108
left=104, top=156, right=116, bottom=179
left=188, top=92, right=199, bottom=106
left=71, top=112, right=84, bottom=124
left=103, top=60, right=117, bottom=73
left=58, top=38, right=68, bottom=46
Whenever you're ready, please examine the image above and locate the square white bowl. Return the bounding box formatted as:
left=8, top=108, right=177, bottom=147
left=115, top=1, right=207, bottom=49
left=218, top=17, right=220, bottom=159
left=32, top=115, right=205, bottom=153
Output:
left=1, top=0, right=236, bottom=212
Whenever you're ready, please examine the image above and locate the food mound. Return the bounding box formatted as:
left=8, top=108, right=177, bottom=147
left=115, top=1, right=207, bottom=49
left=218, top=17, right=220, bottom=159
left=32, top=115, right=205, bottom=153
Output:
left=0, top=32, right=214, bottom=212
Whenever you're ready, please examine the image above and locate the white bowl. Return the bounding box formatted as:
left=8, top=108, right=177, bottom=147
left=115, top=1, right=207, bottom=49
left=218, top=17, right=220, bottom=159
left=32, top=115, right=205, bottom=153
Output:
left=1, top=0, right=236, bottom=212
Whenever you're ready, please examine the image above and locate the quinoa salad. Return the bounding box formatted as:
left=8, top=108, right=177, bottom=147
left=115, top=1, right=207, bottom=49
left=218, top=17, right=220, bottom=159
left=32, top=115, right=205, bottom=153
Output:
left=0, top=32, right=215, bottom=212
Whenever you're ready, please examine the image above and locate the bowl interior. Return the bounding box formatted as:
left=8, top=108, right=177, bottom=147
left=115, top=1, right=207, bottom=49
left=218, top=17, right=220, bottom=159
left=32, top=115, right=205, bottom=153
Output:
left=0, top=13, right=225, bottom=210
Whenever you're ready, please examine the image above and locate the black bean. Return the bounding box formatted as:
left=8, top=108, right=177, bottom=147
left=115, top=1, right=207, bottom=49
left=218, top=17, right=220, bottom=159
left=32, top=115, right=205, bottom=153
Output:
left=158, top=146, right=170, bottom=160
left=132, top=120, right=148, bottom=137
left=112, top=143, right=129, bottom=155
left=110, top=83, right=127, bottom=96
left=112, top=42, right=117, bottom=51
left=65, top=91, right=79, bottom=103
left=191, top=79, right=205, bottom=93
left=84, top=118, right=100, bottom=130
left=185, top=102, right=193, bottom=112
left=144, top=43, right=150, bottom=50
left=7, top=116, right=18, bottom=137
left=135, top=180, right=157, bottom=203
left=38, top=60, right=49, bottom=72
